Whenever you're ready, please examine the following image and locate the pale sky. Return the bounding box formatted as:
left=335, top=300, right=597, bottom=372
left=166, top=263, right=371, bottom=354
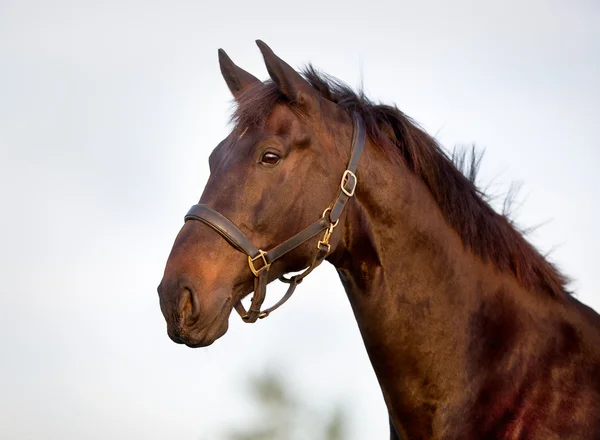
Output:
left=1, top=1, right=599, bottom=439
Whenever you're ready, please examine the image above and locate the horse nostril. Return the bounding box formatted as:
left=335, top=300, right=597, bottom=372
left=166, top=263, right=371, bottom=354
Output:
left=179, top=286, right=201, bottom=320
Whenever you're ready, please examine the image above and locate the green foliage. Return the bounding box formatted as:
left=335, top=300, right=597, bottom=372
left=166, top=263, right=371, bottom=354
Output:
left=216, top=369, right=347, bottom=440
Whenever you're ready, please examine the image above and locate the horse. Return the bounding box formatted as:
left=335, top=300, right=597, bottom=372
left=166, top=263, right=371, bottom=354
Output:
left=157, top=40, right=600, bottom=439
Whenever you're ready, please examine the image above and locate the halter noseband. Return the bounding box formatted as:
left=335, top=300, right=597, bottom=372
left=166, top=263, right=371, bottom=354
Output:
left=184, top=114, right=366, bottom=323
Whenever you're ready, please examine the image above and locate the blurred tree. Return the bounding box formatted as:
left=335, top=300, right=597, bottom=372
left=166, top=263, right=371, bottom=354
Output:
left=216, top=369, right=348, bottom=440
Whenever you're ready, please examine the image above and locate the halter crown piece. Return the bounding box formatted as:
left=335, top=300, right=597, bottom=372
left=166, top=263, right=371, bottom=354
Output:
left=184, top=114, right=366, bottom=323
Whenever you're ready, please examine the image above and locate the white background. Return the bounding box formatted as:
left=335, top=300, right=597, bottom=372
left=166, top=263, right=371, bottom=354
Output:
left=1, top=1, right=599, bottom=439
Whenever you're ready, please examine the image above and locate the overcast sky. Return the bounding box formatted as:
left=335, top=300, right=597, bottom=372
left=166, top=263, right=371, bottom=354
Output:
left=1, top=1, right=599, bottom=439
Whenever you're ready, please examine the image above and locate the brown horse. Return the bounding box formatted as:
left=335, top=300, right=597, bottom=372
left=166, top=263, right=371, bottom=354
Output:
left=158, top=41, right=600, bottom=439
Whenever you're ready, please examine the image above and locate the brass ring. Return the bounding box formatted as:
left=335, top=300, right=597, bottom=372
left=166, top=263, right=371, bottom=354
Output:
left=321, top=207, right=339, bottom=227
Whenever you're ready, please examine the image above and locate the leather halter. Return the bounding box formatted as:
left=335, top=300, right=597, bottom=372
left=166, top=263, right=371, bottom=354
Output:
left=184, top=114, right=366, bottom=323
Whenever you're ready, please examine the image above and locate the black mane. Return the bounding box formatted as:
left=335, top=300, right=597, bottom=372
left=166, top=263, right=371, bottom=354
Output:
left=232, top=65, right=569, bottom=298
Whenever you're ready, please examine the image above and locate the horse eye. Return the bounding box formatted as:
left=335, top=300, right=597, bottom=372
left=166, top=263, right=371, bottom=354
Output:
left=261, top=152, right=281, bottom=165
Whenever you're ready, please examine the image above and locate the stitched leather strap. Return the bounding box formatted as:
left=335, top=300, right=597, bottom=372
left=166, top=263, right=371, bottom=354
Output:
left=233, top=274, right=299, bottom=322
left=330, top=114, right=366, bottom=223
left=185, top=204, right=261, bottom=258
left=185, top=206, right=330, bottom=265
left=265, top=217, right=330, bottom=262
left=246, top=270, right=268, bottom=322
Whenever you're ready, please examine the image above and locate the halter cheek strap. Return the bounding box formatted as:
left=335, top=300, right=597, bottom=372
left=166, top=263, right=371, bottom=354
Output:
left=184, top=114, right=366, bottom=323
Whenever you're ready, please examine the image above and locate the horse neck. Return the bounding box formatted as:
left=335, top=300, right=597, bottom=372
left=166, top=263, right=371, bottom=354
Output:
left=329, top=139, right=530, bottom=434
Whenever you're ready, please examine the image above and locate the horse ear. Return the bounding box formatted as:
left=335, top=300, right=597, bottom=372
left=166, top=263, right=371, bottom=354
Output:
left=255, top=40, right=318, bottom=111
left=218, top=48, right=261, bottom=99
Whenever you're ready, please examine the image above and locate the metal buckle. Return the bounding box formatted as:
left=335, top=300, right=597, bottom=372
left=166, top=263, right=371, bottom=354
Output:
left=248, top=250, right=270, bottom=277
left=317, top=240, right=331, bottom=253
left=317, top=209, right=338, bottom=253
left=340, top=170, right=357, bottom=197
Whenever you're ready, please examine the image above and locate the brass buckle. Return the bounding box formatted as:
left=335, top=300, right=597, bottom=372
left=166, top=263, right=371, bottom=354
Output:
left=340, top=170, right=357, bottom=197
left=317, top=240, right=331, bottom=253
left=248, top=250, right=270, bottom=277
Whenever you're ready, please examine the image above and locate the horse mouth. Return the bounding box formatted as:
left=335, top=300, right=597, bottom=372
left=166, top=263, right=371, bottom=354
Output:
left=167, top=299, right=232, bottom=348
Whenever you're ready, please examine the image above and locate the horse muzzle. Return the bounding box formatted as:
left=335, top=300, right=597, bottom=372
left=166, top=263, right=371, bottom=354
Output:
left=158, top=278, right=232, bottom=347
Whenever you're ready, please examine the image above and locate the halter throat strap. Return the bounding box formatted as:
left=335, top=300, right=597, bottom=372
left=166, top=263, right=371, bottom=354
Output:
left=184, top=114, right=366, bottom=322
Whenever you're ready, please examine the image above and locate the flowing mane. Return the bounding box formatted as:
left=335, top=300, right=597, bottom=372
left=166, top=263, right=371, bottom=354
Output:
left=232, top=65, right=569, bottom=299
